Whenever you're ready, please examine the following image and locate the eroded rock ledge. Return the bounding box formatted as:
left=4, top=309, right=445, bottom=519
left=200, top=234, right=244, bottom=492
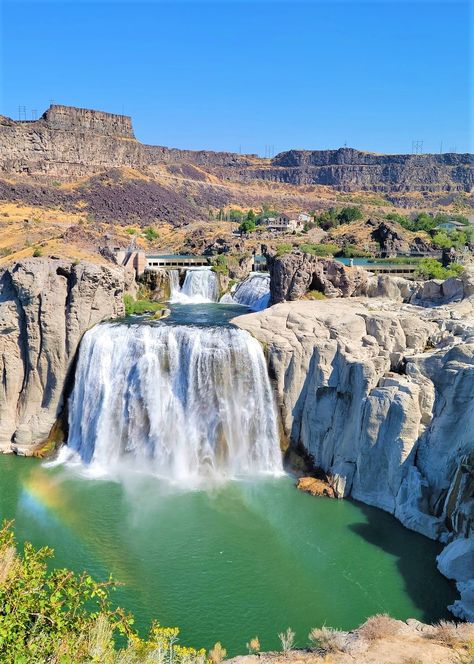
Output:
left=0, top=259, right=125, bottom=454
left=234, top=292, right=474, bottom=621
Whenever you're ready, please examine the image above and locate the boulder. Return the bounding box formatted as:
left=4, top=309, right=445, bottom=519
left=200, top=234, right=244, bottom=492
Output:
left=267, top=252, right=369, bottom=304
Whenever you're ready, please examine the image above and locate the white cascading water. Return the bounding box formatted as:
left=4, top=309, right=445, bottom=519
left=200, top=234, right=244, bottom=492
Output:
left=168, top=270, right=180, bottom=298
left=64, top=322, right=282, bottom=484
left=170, top=267, right=218, bottom=304
left=221, top=273, right=271, bottom=311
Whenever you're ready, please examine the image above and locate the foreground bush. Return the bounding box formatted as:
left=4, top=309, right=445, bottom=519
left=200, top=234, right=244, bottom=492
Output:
left=0, top=522, right=207, bottom=663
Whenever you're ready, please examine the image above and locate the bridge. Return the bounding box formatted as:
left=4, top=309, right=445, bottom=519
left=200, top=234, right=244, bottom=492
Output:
left=363, top=264, right=419, bottom=278
left=146, top=254, right=210, bottom=268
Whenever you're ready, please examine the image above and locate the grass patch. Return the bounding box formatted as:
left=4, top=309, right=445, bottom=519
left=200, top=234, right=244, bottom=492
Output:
left=300, top=243, right=339, bottom=257
left=123, top=294, right=165, bottom=316
left=307, top=290, right=326, bottom=300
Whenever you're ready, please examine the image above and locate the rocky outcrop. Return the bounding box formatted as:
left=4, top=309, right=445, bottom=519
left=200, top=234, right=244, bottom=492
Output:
left=234, top=293, right=474, bottom=620
left=0, top=259, right=125, bottom=454
left=267, top=253, right=370, bottom=304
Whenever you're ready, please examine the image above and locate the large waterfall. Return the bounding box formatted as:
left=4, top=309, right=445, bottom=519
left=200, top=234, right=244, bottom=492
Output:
left=170, top=267, right=218, bottom=304
left=65, top=322, right=282, bottom=484
left=221, top=273, right=270, bottom=311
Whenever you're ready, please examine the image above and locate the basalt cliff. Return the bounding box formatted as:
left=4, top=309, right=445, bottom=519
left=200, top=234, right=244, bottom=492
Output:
left=1, top=104, right=472, bottom=193
left=0, top=258, right=124, bottom=454
left=234, top=267, right=474, bottom=621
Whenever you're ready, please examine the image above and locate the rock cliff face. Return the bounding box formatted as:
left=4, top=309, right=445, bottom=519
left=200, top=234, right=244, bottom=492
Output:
left=234, top=280, right=474, bottom=620
left=257, top=148, right=474, bottom=192
left=0, top=259, right=125, bottom=454
left=0, top=105, right=472, bottom=192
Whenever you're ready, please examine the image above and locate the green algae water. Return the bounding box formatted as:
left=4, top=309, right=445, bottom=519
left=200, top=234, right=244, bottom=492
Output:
left=0, top=455, right=456, bottom=656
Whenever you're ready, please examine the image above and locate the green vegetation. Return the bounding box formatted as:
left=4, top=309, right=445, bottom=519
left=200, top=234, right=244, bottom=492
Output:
left=210, top=254, right=229, bottom=275
left=275, top=243, right=293, bottom=256
left=239, top=209, right=257, bottom=233
left=299, top=243, right=339, bottom=256
left=386, top=211, right=469, bottom=233
left=32, top=247, right=43, bottom=257
left=143, top=226, right=160, bottom=242
left=0, top=521, right=207, bottom=663
left=123, top=294, right=165, bottom=316
left=305, top=206, right=363, bottom=231
left=338, top=244, right=371, bottom=258
left=125, top=227, right=138, bottom=235
left=415, top=259, right=464, bottom=280
left=0, top=247, right=13, bottom=258
left=306, top=290, right=326, bottom=300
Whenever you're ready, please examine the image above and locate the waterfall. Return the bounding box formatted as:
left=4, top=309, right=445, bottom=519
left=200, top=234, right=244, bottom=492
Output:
left=170, top=267, right=218, bottom=304
left=221, top=273, right=271, bottom=311
left=169, top=270, right=180, bottom=298
left=65, top=322, right=282, bottom=484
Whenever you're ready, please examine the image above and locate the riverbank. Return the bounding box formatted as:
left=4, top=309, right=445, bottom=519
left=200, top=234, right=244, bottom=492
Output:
left=227, top=617, right=474, bottom=664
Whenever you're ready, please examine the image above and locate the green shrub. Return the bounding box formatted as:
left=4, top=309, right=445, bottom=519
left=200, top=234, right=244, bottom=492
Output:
left=123, top=294, right=165, bottom=316
left=125, top=227, right=138, bottom=235
left=0, top=521, right=206, bottom=663
left=338, top=206, right=363, bottom=224
left=32, top=247, right=43, bottom=257
left=210, top=254, right=229, bottom=275
left=415, top=259, right=464, bottom=280
left=143, top=226, right=159, bottom=242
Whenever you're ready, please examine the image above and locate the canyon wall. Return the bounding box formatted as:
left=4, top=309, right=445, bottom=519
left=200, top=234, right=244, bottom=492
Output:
left=0, top=259, right=125, bottom=454
left=234, top=274, right=474, bottom=621
left=0, top=104, right=472, bottom=192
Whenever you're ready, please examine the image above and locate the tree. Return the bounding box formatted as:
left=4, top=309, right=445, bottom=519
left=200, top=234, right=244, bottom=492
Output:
left=246, top=209, right=256, bottom=223
left=337, top=206, right=363, bottom=224
left=143, top=226, right=159, bottom=242
left=239, top=218, right=256, bottom=233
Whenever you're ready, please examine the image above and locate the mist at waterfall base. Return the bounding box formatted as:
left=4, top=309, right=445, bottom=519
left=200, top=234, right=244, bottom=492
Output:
left=1, top=456, right=456, bottom=656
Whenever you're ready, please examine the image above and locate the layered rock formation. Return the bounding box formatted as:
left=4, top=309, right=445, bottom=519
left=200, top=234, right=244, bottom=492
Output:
left=0, top=259, right=125, bottom=454
left=234, top=274, right=474, bottom=620
left=1, top=104, right=472, bottom=192
left=256, top=148, right=474, bottom=192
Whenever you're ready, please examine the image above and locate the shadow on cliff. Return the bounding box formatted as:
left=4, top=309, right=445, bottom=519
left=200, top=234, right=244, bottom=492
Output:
left=348, top=500, right=457, bottom=623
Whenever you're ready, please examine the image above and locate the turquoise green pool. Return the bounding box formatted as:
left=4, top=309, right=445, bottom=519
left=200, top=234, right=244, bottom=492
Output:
left=0, top=455, right=455, bottom=656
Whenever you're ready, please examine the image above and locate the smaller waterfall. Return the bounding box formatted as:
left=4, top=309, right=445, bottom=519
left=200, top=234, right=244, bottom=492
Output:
left=221, top=273, right=271, bottom=311
left=169, top=270, right=180, bottom=298
left=170, top=267, right=219, bottom=304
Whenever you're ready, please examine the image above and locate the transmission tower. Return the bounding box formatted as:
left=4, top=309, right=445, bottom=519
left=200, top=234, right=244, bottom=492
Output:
left=31, top=109, right=38, bottom=120
left=412, top=140, right=424, bottom=155
left=18, top=105, right=26, bottom=121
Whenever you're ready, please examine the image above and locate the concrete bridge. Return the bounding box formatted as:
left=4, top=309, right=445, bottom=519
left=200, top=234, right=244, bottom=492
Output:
left=146, top=254, right=210, bottom=268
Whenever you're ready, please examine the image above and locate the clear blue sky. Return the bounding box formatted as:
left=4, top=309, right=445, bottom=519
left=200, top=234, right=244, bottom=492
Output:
left=0, top=0, right=471, bottom=155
